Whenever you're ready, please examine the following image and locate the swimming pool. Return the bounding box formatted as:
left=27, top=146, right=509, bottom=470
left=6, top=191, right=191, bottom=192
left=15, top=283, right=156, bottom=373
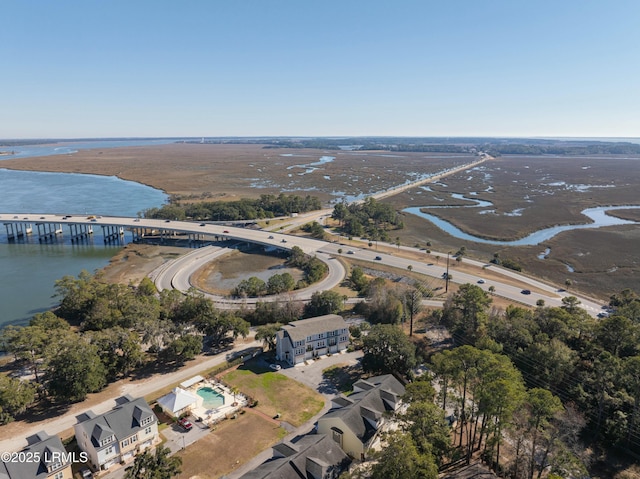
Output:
left=197, top=386, right=225, bottom=409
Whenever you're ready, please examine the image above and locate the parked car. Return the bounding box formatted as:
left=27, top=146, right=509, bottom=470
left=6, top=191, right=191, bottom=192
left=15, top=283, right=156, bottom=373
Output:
left=269, top=364, right=282, bottom=371
left=178, top=418, right=193, bottom=431
left=78, top=466, right=93, bottom=478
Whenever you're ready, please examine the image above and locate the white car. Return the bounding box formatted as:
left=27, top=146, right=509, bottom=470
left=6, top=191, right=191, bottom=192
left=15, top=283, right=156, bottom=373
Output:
left=477, top=279, right=485, bottom=284
left=269, top=364, right=281, bottom=371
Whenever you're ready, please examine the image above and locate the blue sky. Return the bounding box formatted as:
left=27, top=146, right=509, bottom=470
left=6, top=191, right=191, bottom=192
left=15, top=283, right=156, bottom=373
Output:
left=2, top=0, right=639, bottom=139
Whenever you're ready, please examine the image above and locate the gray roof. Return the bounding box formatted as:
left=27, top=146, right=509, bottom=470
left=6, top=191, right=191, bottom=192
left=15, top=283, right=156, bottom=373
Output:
left=76, top=396, right=156, bottom=449
left=320, top=375, right=405, bottom=445
left=3, top=431, right=69, bottom=479
left=280, top=314, right=347, bottom=342
left=239, top=434, right=350, bottom=479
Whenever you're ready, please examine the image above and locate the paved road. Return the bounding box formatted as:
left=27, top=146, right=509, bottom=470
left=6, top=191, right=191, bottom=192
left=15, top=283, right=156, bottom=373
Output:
left=0, top=339, right=262, bottom=453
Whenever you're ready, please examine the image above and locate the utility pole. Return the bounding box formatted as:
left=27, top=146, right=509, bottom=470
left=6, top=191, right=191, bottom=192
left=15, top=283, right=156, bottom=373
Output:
left=445, top=251, right=451, bottom=293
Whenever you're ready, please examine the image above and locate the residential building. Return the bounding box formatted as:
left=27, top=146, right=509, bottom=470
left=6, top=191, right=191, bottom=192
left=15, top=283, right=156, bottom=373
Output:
left=238, top=434, right=350, bottom=479
left=74, top=395, right=158, bottom=472
left=275, top=314, right=349, bottom=365
left=316, top=374, right=405, bottom=460
left=0, top=431, right=73, bottom=479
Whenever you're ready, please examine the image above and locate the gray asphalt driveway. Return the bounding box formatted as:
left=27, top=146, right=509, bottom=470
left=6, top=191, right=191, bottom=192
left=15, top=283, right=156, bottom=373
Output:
left=277, top=350, right=363, bottom=394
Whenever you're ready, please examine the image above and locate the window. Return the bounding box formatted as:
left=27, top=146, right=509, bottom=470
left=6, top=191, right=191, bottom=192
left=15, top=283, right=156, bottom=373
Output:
left=105, top=446, right=114, bottom=455
left=331, top=427, right=343, bottom=447
left=144, top=426, right=152, bottom=435
left=318, top=332, right=324, bottom=339
left=141, top=416, right=153, bottom=426
left=100, top=436, right=113, bottom=447
left=54, top=472, right=64, bottom=479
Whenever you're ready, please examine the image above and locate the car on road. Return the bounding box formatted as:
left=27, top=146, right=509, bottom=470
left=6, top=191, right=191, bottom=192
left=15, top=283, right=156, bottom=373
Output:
left=223, top=230, right=229, bottom=233
left=134, top=218, right=140, bottom=222
left=165, top=219, right=171, bottom=223
left=269, top=364, right=282, bottom=371
left=477, top=279, right=485, bottom=284
left=268, top=235, right=274, bottom=239
left=281, top=239, right=287, bottom=243
left=347, top=250, right=354, bottom=254
left=178, top=418, right=193, bottom=431
left=374, top=256, right=382, bottom=260
left=521, top=289, right=531, bottom=295
left=200, top=223, right=206, bottom=226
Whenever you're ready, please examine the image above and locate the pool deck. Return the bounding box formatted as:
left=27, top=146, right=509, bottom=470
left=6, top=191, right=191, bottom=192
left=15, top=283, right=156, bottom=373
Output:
left=187, top=377, right=247, bottom=425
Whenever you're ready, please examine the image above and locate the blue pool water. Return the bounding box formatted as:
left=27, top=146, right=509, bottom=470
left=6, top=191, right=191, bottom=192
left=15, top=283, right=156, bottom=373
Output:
left=197, top=387, right=225, bottom=408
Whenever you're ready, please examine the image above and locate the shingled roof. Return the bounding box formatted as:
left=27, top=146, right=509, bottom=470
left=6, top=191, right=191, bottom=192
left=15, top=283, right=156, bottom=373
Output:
left=75, top=395, right=156, bottom=449
left=320, top=374, right=405, bottom=445
left=279, top=314, right=347, bottom=342
left=239, top=434, right=350, bottom=479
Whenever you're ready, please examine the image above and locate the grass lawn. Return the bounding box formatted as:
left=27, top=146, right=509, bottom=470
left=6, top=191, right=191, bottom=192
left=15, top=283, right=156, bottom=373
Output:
left=176, top=411, right=286, bottom=479
left=221, top=361, right=325, bottom=427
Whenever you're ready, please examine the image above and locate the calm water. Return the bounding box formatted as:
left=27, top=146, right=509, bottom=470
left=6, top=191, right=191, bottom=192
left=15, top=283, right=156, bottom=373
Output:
left=403, top=204, right=640, bottom=246
left=0, top=141, right=169, bottom=326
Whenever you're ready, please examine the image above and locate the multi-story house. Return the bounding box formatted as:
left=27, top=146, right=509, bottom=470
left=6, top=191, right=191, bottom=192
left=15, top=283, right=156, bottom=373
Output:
left=74, top=395, right=158, bottom=472
left=238, top=434, right=350, bottom=479
left=316, top=375, right=405, bottom=460
left=275, top=314, right=349, bottom=365
left=0, top=431, right=73, bottom=479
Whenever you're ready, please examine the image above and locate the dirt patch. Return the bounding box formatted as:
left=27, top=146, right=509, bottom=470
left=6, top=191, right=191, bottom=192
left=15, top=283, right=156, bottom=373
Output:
left=175, top=411, right=286, bottom=479
left=100, top=243, right=186, bottom=285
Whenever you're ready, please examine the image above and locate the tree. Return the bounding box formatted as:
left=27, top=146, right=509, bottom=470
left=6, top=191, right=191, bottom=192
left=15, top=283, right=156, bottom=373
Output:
left=370, top=431, right=437, bottom=479
left=444, top=283, right=492, bottom=342
left=400, top=400, right=451, bottom=464
left=124, top=445, right=182, bottom=479
left=45, top=336, right=107, bottom=403
left=362, top=324, right=416, bottom=378
left=266, top=273, right=295, bottom=295
left=526, top=388, right=563, bottom=479
left=255, top=323, right=282, bottom=351
left=0, top=375, right=36, bottom=424
left=89, top=327, right=144, bottom=380
left=161, top=335, right=202, bottom=363
left=304, top=291, right=345, bottom=317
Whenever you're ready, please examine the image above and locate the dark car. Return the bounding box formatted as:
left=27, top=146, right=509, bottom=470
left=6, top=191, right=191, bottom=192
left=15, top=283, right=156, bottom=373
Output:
left=374, top=256, right=382, bottom=260
left=178, top=418, right=193, bottom=431
left=521, top=289, right=531, bottom=295
left=223, top=230, right=230, bottom=233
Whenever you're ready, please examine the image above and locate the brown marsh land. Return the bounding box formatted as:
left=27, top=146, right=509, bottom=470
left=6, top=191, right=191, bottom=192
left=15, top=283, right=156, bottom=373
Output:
left=5, top=144, right=639, bottom=299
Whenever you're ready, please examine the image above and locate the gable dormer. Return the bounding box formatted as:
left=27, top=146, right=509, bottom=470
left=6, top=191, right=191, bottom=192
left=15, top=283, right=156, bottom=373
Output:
left=91, top=423, right=115, bottom=448
left=133, top=404, right=154, bottom=427
left=360, top=405, right=382, bottom=429
left=380, top=388, right=400, bottom=410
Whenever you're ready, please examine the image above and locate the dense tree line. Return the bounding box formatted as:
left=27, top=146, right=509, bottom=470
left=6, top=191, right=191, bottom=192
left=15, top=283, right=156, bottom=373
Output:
left=142, top=193, right=322, bottom=221
left=332, top=197, right=403, bottom=240
left=482, top=142, right=640, bottom=156
left=0, top=272, right=249, bottom=413
left=440, top=284, right=640, bottom=468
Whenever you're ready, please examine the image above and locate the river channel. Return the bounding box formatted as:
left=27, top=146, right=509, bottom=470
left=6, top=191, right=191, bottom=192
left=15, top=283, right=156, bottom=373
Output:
left=403, top=194, right=640, bottom=246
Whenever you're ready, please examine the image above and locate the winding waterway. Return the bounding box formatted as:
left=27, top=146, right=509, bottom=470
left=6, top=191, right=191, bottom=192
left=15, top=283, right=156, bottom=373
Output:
left=403, top=195, right=640, bottom=246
